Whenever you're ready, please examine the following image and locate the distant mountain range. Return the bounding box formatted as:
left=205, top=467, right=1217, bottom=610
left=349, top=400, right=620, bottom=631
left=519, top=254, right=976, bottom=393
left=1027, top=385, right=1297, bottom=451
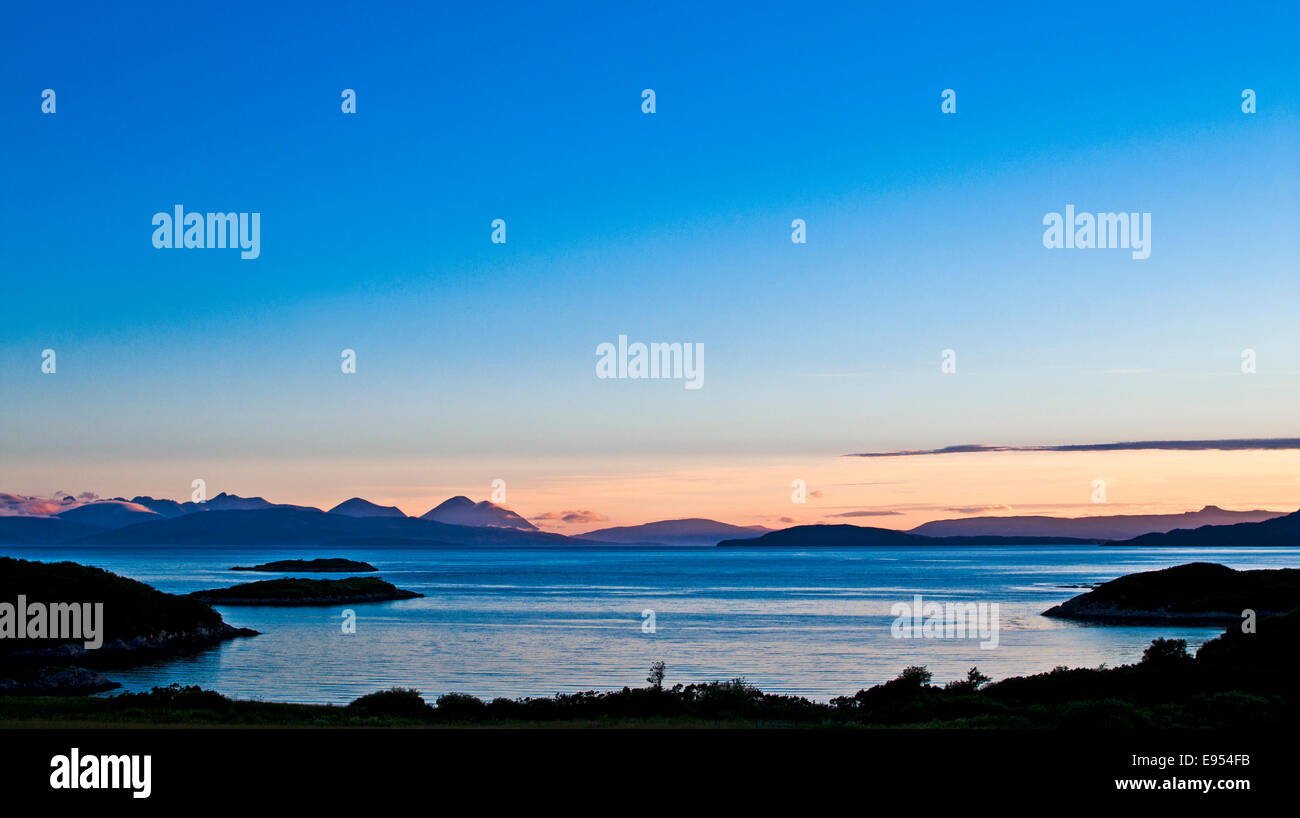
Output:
left=0, top=492, right=754, bottom=547
left=76, top=508, right=571, bottom=547
left=0, top=492, right=551, bottom=546
left=1, top=491, right=1296, bottom=548
left=582, top=518, right=771, bottom=546
left=909, top=505, right=1286, bottom=540
left=720, top=508, right=1300, bottom=548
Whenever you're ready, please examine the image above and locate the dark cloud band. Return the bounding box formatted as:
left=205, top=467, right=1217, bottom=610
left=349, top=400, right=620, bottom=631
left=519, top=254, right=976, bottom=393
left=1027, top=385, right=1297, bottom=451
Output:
left=845, top=438, right=1300, bottom=458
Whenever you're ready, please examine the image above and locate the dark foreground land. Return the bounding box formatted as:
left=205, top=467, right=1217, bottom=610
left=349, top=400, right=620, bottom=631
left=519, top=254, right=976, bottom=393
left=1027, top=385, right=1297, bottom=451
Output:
left=3, top=605, right=1297, bottom=728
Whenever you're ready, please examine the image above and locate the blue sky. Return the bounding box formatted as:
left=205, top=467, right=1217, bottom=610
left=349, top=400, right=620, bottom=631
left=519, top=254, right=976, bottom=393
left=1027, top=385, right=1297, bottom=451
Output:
left=2, top=1, right=1298, bottom=516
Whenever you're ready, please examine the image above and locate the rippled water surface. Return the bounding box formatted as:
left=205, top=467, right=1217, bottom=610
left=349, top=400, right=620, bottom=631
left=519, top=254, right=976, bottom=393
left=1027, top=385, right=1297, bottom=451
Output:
left=5, top=544, right=1297, bottom=703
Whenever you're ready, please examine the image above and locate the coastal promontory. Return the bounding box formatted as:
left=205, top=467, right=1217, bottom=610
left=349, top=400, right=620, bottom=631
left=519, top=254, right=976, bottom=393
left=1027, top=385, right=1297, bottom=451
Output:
left=1042, top=562, right=1300, bottom=623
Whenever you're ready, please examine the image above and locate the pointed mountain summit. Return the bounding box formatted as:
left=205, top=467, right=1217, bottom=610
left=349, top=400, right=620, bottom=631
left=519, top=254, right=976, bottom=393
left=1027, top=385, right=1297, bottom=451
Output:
left=420, top=496, right=537, bottom=530
left=328, top=497, right=407, bottom=518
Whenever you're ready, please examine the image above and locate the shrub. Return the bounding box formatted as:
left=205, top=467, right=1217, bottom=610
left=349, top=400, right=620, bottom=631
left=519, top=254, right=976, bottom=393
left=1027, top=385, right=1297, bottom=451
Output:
left=116, top=684, right=230, bottom=710
left=896, top=666, right=933, bottom=687
left=347, top=687, right=431, bottom=719
left=1141, top=638, right=1190, bottom=666
left=434, top=692, right=487, bottom=720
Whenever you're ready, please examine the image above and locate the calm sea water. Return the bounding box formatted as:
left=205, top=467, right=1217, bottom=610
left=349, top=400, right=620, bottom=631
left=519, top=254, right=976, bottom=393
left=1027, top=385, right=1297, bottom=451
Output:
left=4, top=544, right=1298, bottom=704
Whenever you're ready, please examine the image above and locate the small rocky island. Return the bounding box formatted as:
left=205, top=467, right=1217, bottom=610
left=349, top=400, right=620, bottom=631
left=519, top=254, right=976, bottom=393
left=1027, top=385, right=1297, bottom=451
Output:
left=189, top=577, right=423, bottom=606
left=230, top=558, right=378, bottom=573
left=1043, top=562, right=1300, bottom=623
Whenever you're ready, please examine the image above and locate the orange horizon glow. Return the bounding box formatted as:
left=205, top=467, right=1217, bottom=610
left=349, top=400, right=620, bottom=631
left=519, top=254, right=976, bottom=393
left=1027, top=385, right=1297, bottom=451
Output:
left=5, top=448, right=1299, bottom=533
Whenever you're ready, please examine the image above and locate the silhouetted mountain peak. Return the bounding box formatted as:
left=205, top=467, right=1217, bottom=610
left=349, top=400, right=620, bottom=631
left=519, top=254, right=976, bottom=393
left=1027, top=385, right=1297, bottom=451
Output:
left=327, top=498, right=407, bottom=518
left=420, top=497, right=537, bottom=530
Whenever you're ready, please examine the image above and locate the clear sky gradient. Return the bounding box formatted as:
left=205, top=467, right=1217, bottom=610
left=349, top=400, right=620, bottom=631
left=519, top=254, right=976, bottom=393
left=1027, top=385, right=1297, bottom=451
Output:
left=2, top=2, right=1298, bottom=528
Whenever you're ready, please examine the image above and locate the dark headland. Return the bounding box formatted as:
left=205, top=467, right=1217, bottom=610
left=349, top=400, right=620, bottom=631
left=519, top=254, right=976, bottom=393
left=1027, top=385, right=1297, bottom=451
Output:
left=1043, top=562, right=1300, bottom=623
left=0, top=557, right=257, bottom=695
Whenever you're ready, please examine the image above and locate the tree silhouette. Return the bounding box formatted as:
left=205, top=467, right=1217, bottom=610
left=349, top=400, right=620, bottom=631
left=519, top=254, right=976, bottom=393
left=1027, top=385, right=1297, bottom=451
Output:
left=647, top=661, right=666, bottom=690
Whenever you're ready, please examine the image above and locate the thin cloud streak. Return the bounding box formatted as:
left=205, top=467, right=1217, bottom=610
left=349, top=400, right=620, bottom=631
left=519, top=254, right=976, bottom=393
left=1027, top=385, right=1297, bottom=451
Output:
left=827, top=510, right=904, bottom=518
left=845, top=439, right=1300, bottom=458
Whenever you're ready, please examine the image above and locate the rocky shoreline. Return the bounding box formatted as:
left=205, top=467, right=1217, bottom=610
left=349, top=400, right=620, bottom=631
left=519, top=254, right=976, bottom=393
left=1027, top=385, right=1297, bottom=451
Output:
left=0, top=667, right=121, bottom=696
left=1040, top=603, right=1254, bottom=624
left=5, top=623, right=260, bottom=666
left=2, top=624, right=259, bottom=695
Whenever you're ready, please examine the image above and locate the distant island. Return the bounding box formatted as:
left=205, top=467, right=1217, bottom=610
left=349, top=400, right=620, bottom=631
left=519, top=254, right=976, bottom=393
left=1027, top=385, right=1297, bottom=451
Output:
left=1108, top=509, right=1300, bottom=547
left=1043, top=562, right=1300, bottom=623
left=717, top=524, right=1096, bottom=547
left=189, top=577, right=423, bottom=606
left=720, top=509, right=1300, bottom=548
left=581, top=518, right=772, bottom=547
left=911, top=505, right=1285, bottom=540
left=230, top=558, right=378, bottom=573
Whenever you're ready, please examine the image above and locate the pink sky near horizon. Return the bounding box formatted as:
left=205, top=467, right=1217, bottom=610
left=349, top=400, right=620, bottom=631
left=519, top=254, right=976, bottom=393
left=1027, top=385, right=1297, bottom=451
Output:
left=5, top=448, right=1299, bottom=532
